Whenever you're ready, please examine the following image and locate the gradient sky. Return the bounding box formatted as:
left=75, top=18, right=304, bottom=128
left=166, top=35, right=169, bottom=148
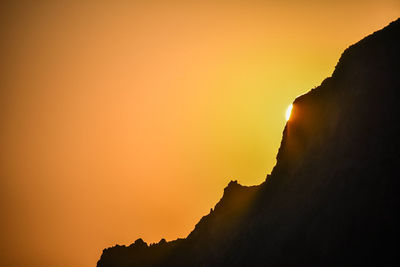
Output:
left=1, top=1, right=399, bottom=266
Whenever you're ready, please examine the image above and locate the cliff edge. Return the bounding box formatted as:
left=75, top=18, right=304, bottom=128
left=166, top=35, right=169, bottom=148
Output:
left=98, top=18, right=400, bottom=267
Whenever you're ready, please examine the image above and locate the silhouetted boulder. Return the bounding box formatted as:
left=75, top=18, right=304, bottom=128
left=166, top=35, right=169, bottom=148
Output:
left=98, top=18, right=400, bottom=267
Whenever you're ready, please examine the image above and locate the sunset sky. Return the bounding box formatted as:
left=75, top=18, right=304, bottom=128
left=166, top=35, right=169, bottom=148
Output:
left=1, top=1, right=399, bottom=266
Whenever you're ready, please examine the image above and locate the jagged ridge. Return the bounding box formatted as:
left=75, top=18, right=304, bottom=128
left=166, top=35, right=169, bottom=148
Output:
left=98, top=18, right=400, bottom=267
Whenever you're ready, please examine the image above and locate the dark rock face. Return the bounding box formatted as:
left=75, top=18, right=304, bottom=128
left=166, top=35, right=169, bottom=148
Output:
left=98, top=19, right=400, bottom=267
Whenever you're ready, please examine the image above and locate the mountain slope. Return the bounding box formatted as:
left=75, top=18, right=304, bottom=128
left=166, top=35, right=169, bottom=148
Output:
left=98, top=18, right=400, bottom=266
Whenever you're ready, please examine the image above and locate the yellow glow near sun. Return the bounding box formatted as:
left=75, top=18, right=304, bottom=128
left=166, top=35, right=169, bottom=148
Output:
left=285, top=104, right=293, bottom=121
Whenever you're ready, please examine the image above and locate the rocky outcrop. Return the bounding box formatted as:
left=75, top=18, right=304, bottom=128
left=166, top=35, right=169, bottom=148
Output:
left=98, top=18, right=400, bottom=267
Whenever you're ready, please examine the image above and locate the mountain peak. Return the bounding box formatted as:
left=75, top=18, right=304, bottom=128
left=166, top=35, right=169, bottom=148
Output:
left=98, top=18, right=400, bottom=267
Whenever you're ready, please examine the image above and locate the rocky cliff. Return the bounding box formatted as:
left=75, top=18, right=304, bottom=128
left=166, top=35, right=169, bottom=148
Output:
left=98, top=18, right=400, bottom=267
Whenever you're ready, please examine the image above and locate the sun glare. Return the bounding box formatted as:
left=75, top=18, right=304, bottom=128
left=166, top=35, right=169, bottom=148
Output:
left=285, top=104, right=293, bottom=121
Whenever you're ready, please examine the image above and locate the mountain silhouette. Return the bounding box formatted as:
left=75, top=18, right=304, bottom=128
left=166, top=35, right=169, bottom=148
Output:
left=97, top=18, right=400, bottom=267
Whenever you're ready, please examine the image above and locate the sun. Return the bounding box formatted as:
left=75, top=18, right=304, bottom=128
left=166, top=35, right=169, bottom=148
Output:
left=285, top=104, right=293, bottom=121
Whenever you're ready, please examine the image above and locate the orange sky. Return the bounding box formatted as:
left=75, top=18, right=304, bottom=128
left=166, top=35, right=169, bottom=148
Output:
left=1, top=1, right=399, bottom=266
